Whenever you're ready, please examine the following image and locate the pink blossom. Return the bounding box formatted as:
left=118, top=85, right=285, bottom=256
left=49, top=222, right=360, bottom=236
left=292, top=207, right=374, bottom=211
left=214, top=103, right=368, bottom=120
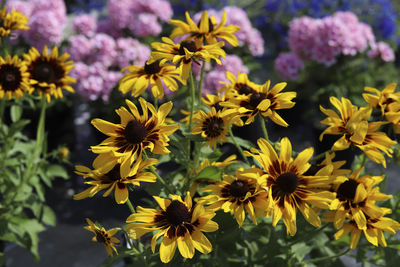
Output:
left=116, top=37, right=151, bottom=68
left=129, top=13, right=162, bottom=37
left=6, top=0, right=32, bottom=16
left=73, top=14, right=97, bottom=36
left=288, top=16, right=318, bottom=59
left=367, top=42, right=395, bottom=62
left=31, top=0, right=67, bottom=25
left=274, top=52, right=305, bottom=81
left=91, top=33, right=118, bottom=67
left=66, top=35, right=93, bottom=62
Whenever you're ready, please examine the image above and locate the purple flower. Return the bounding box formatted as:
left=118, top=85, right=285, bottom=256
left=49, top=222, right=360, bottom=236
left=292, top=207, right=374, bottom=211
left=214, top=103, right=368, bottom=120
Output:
left=6, top=0, right=32, bottom=16
left=274, top=52, right=304, bottom=81
left=288, top=16, right=318, bottom=59
left=116, top=37, right=151, bottom=68
left=66, top=35, right=93, bottom=62
left=73, top=14, right=97, bottom=36
left=91, top=33, right=118, bottom=67
left=129, top=13, right=162, bottom=37
left=367, top=42, right=395, bottom=62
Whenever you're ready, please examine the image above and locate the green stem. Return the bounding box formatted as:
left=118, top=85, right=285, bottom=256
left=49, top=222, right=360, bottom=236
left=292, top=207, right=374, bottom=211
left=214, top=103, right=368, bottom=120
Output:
left=122, top=228, right=140, bottom=254
left=153, top=97, right=158, bottom=110
left=10, top=96, right=46, bottom=202
left=229, top=127, right=250, bottom=165
left=259, top=115, right=270, bottom=142
left=0, top=98, right=5, bottom=124
left=126, top=199, right=135, bottom=213
left=188, top=70, right=196, bottom=132
left=288, top=223, right=330, bottom=246
left=143, top=151, right=174, bottom=193
left=197, top=61, right=205, bottom=103
left=301, top=248, right=350, bottom=265
left=312, top=149, right=333, bottom=162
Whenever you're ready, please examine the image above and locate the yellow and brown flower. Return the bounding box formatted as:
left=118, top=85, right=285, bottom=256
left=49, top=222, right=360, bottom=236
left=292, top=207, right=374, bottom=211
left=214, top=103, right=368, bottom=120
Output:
left=0, top=7, right=29, bottom=38
left=84, top=218, right=120, bottom=256
left=0, top=55, right=31, bottom=100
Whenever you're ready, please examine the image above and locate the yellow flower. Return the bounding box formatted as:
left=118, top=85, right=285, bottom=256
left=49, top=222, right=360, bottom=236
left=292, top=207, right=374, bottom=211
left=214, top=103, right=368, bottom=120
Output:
left=84, top=218, right=120, bottom=256
left=319, top=97, right=396, bottom=167
left=362, top=83, right=400, bottom=116
left=23, top=46, right=76, bottom=102
left=222, top=77, right=296, bottom=125
left=169, top=10, right=240, bottom=47
left=219, top=71, right=261, bottom=96
left=192, top=107, right=240, bottom=148
left=0, top=55, right=31, bottom=100
left=126, top=193, right=218, bottom=263
left=74, top=158, right=157, bottom=204
left=90, top=98, right=179, bottom=176
left=245, top=137, right=335, bottom=236
left=385, top=102, right=400, bottom=134
left=58, top=146, right=69, bottom=159
left=333, top=213, right=400, bottom=249
left=150, top=37, right=225, bottom=81
left=197, top=168, right=270, bottom=226
left=0, top=7, right=29, bottom=38
left=119, top=61, right=185, bottom=99
left=327, top=167, right=392, bottom=230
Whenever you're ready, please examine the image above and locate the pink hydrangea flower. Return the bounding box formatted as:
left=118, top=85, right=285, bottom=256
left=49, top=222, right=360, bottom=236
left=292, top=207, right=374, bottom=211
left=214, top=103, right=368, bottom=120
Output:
left=73, top=14, right=97, bottom=36
left=367, top=42, right=395, bottom=62
left=66, top=35, right=93, bottom=62
left=129, top=13, right=162, bottom=37
left=274, top=52, right=305, bottom=81
left=6, top=0, right=32, bottom=16
left=116, top=37, right=151, bottom=68
left=91, top=33, right=118, bottom=67
left=288, top=17, right=318, bottom=59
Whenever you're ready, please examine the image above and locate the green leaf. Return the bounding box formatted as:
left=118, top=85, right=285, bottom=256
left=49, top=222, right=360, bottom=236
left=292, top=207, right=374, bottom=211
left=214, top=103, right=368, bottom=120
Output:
left=291, top=242, right=312, bottom=261
left=193, top=166, right=222, bottom=181
left=10, top=105, right=23, bottom=122
left=8, top=119, right=30, bottom=136
left=41, top=206, right=56, bottom=226
left=46, top=164, right=68, bottom=179
left=227, top=136, right=254, bottom=150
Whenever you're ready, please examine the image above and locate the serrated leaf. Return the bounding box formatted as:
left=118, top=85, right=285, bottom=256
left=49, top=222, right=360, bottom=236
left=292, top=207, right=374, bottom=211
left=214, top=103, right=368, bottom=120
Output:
left=194, top=166, right=222, bottom=181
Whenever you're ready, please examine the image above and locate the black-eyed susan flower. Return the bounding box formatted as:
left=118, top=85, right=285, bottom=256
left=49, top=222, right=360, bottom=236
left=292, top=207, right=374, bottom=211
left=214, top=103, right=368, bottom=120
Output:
left=126, top=193, right=218, bottom=263
left=84, top=218, right=120, bottom=256
left=222, top=79, right=296, bottom=125
left=385, top=102, right=400, bottom=134
left=0, top=55, right=31, bottom=100
left=326, top=167, right=391, bottom=230
left=24, top=46, right=76, bottom=102
left=192, top=107, right=241, bottom=148
left=362, top=83, right=400, bottom=117
left=150, top=37, right=225, bottom=81
left=169, top=10, right=240, bottom=47
left=305, top=152, right=350, bottom=178
left=320, top=97, right=396, bottom=167
left=74, top=158, right=157, bottom=204
left=197, top=168, right=270, bottom=226
left=244, top=137, right=335, bottom=236
left=0, top=7, right=29, bottom=38
left=119, top=61, right=185, bottom=99
left=90, top=98, right=179, bottom=176
left=219, top=71, right=260, bottom=96
left=333, top=212, right=400, bottom=249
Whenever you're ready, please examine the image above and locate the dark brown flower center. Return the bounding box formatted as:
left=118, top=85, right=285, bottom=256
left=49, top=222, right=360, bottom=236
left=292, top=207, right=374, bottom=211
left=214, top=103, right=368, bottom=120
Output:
left=144, top=61, right=161, bottom=75
left=165, top=200, right=191, bottom=226
left=124, top=120, right=147, bottom=144
left=236, top=84, right=254, bottom=95
left=95, top=231, right=106, bottom=243
left=32, top=62, right=55, bottom=82
left=276, top=172, right=298, bottom=194
left=249, top=92, right=267, bottom=109
left=337, top=179, right=358, bottom=201
left=203, top=116, right=224, bottom=137
left=178, top=41, right=197, bottom=55
left=229, top=180, right=249, bottom=197
left=0, top=64, right=22, bottom=91
left=103, top=165, right=121, bottom=182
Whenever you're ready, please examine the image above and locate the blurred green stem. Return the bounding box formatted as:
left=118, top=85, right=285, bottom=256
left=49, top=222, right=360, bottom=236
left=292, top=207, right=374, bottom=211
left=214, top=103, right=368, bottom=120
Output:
left=197, top=61, right=205, bottom=103
left=188, top=70, right=196, bottom=132
left=259, top=115, right=270, bottom=142
left=143, top=150, right=174, bottom=193
left=229, top=127, right=250, bottom=165
left=300, top=248, right=350, bottom=265
left=126, top=199, right=135, bottom=213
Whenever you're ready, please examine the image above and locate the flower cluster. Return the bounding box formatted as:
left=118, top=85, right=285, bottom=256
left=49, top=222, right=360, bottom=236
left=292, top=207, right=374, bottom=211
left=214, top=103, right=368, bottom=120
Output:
left=6, top=0, right=67, bottom=49
left=275, top=11, right=395, bottom=80
left=107, top=0, right=173, bottom=37
left=65, top=12, right=151, bottom=101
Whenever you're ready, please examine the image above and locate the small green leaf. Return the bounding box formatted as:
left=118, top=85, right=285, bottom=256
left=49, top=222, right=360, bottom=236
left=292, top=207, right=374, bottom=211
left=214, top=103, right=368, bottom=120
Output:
left=46, top=164, right=68, bottom=179
left=227, top=136, right=254, bottom=150
left=8, top=119, right=30, bottom=136
left=194, top=166, right=222, bottom=181
left=10, top=105, right=22, bottom=122
left=41, top=206, right=56, bottom=226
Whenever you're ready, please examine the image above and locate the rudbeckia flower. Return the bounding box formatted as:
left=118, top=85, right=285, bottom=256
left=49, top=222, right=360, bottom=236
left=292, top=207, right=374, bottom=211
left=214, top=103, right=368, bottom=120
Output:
left=197, top=168, right=270, bottom=226
left=333, top=212, right=400, bottom=249
left=119, top=60, right=185, bottom=99
left=0, top=55, right=31, bottom=100
left=84, top=218, right=120, bottom=256
left=362, top=83, right=400, bottom=116
left=73, top=158, right=157, bottom=204
left=326, top=167, right=392, bottom=230
left=0, top=7, right=29, bottom=38
left=222, top=77, right=296, bottom=125
left=126, top=193, right=218, bottom=263
left=244, top=137, right=335, bottom=236
left=319, top=97, right=396, bottom=167
left=219, top=71, right=260, bottom=96
left=150, top=37, right=225, bottom=81
left=90, top=98, right=179, bottom=176
left=192, top=107, right=241, bottom=148
left=23, top=46, right=76, bottom=102
left=169, top=10, right=240, bottom=47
